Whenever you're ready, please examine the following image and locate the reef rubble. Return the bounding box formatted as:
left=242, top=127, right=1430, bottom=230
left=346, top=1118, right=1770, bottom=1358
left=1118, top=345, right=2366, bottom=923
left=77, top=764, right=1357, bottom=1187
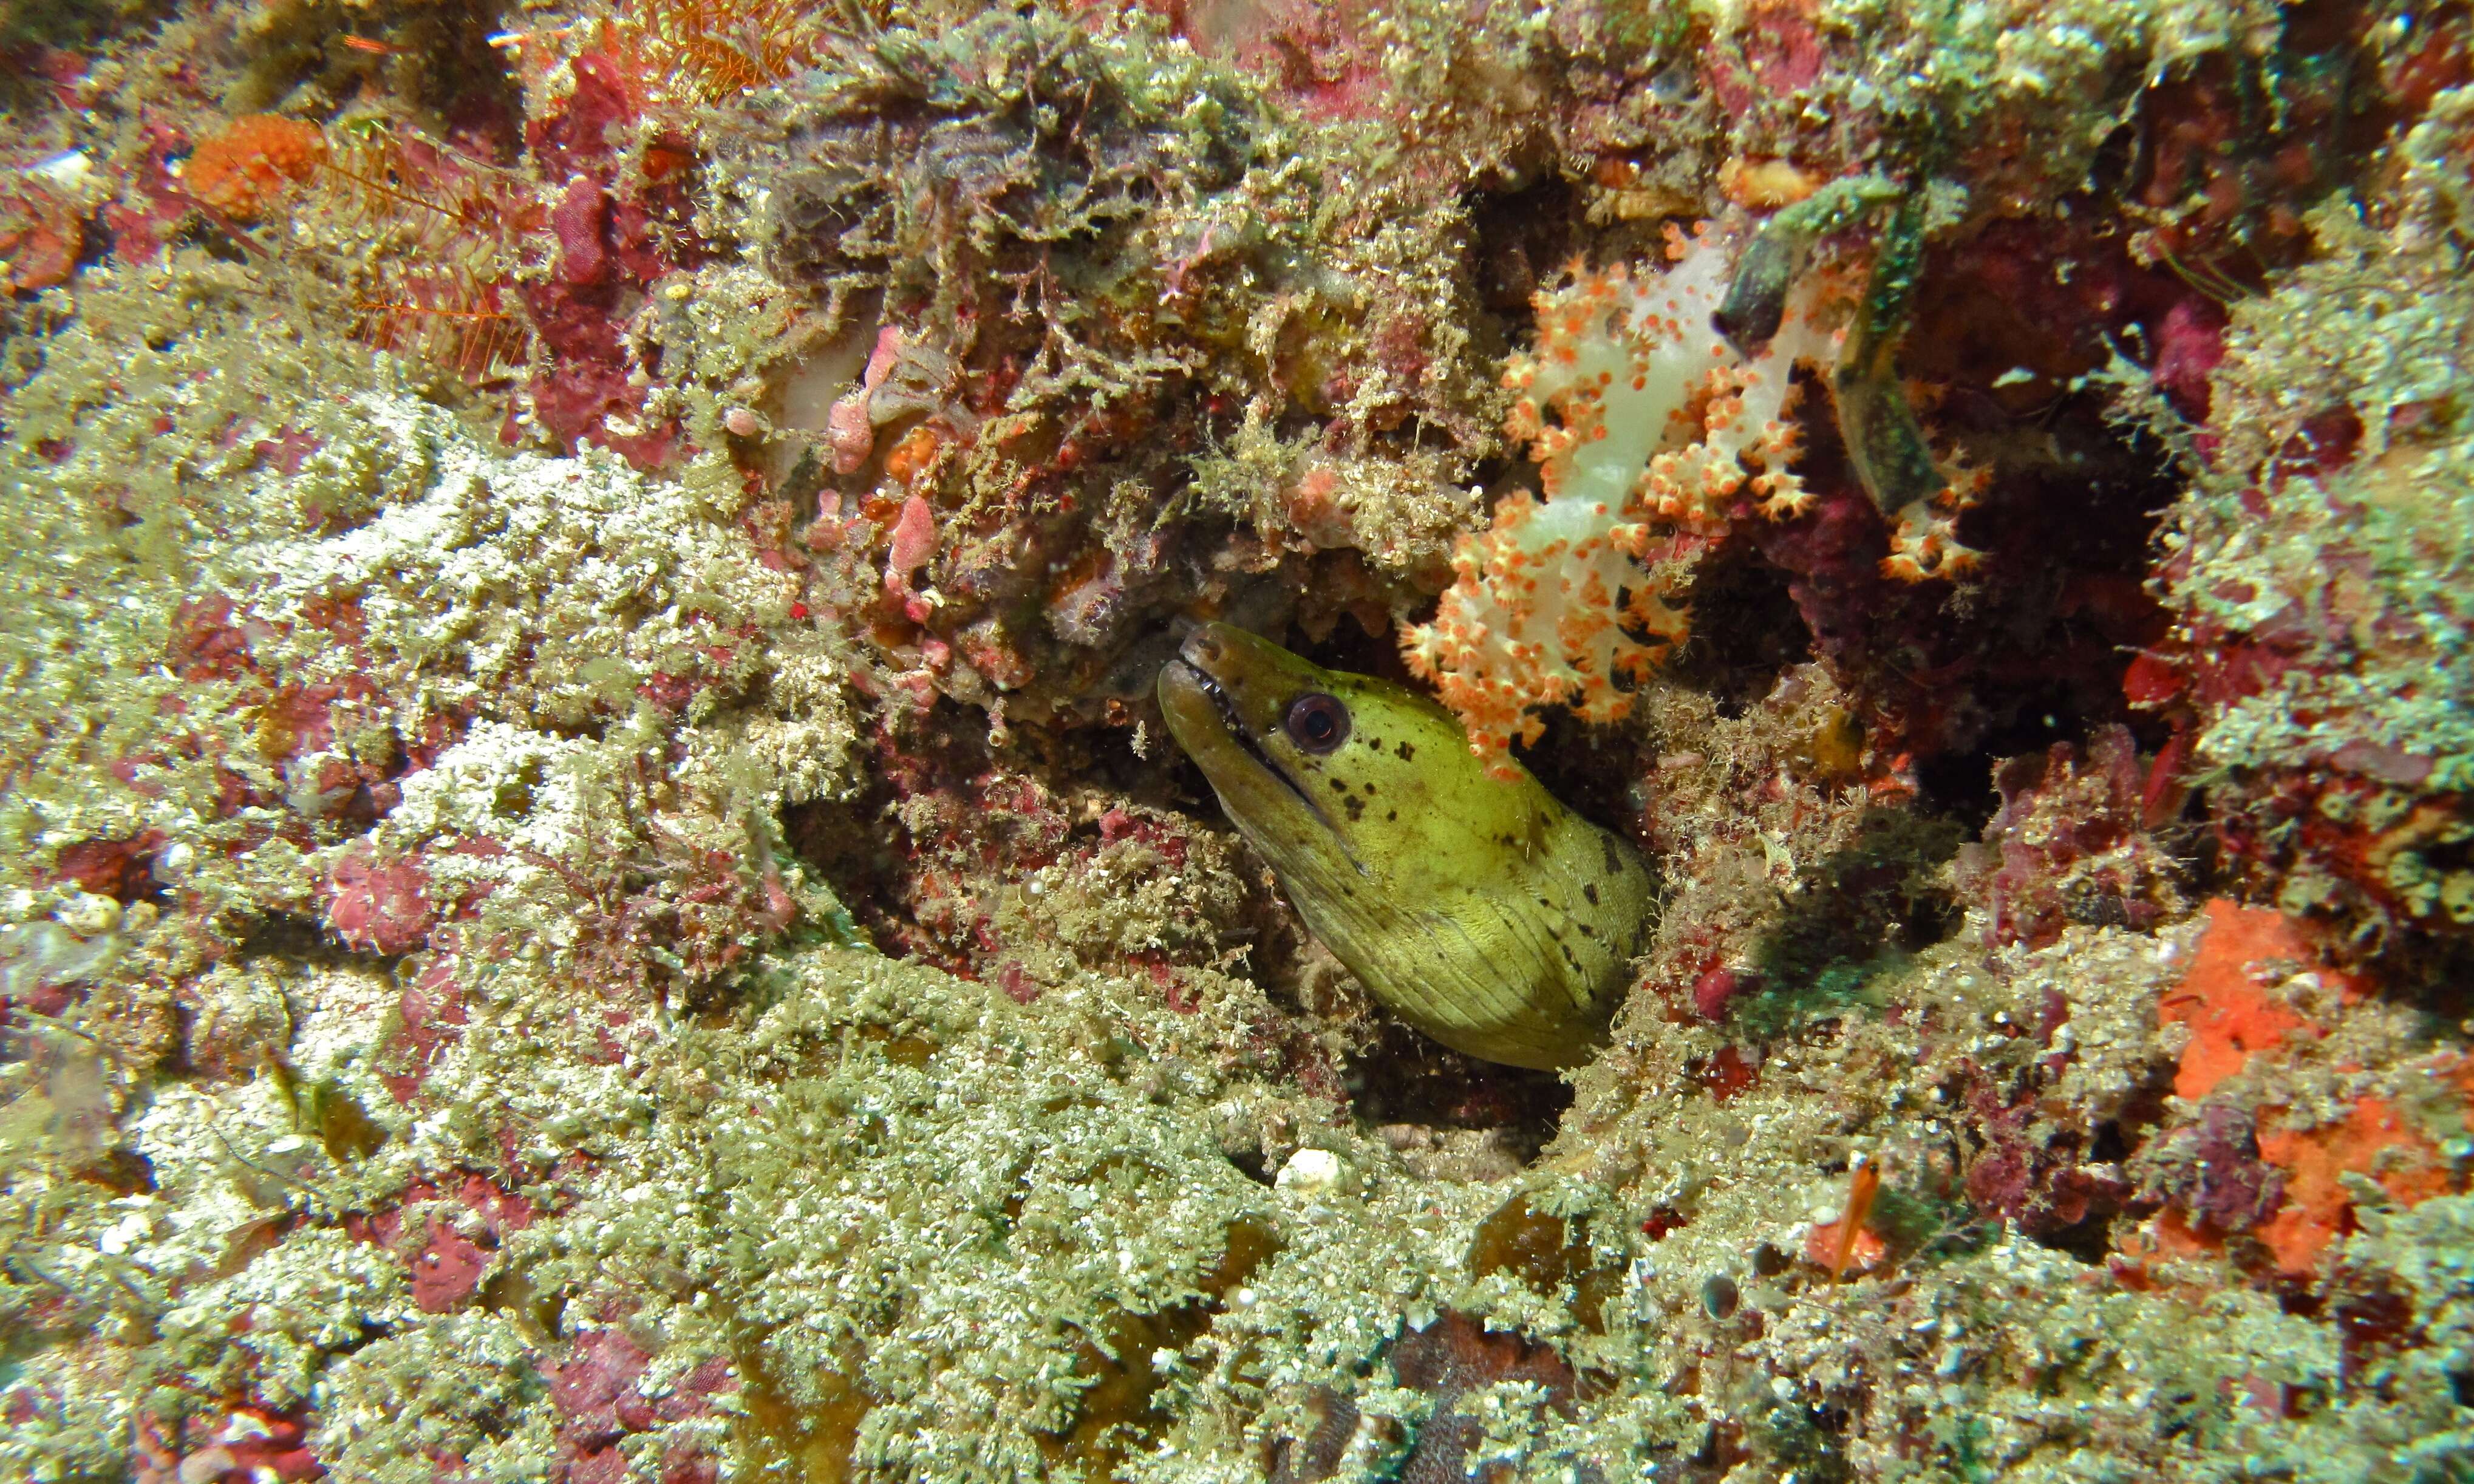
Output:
left=4, top=0, right=2473, bottom=1480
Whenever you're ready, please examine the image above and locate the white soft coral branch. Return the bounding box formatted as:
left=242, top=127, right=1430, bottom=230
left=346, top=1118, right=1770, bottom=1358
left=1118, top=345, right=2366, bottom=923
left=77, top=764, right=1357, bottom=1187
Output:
left=1405, top=228, right=1834, bottom=771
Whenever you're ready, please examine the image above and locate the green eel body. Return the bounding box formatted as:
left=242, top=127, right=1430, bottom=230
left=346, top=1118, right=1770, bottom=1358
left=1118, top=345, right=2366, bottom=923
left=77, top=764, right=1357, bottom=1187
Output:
left=1158, top=623, right=1657, bottom=1070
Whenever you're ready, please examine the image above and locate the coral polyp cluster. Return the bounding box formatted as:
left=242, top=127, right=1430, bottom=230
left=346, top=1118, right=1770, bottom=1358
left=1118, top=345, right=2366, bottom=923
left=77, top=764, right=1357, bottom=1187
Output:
left=1405, top=231, right=1829, bottom=765
left=1516, top=236, right=1818, bottom=531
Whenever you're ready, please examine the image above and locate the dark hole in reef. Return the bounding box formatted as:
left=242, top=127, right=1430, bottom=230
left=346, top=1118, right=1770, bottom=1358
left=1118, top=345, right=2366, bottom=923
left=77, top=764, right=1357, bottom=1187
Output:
left=2088, top=1118, right=2132, bottom=1165
left=2087, top=121, right=2141, bottom=196
left=780, top=695, right=1106, bottom=970
left=1753, top=1403, right=1854, bottom=1484
left=1227, top=1146, right=1275, bottom=1187
left=396, top=0, right=529, bottom=157
left=71, top=207, right=116, bottom=274
left=1497, top=702, right=1652, bottom=851
left=50, top=836, right=169, bottom=908
left=2029, top=1208, right=2118, bottom=1266
left=1692, top=1418, right=1753, bottom=1474
left=1912, top=680, right=2096, bottom=832
left=2155, top=1390, right=2201, bottom=1439
left=1784, top=192, right=2190, bottom=815
left=788, top=691, right=1266, bottom=976
left=780, top=761, right=918, bottom=959
left=73, top=1147, right=157, bottom=1196
left=1344, top=1019, right=1572, bottom=1168
left=1465, top=171, right=1583, bottom=320
left=1283, top=615, right=1417, bottom=690
left=2392, top=939, right=2474, bottom=1029
left=0, top=0, right=174, bottom=89
left=1664, top=537, right=1813, bottom=718
left=1082, top=687, right=1202, bottom=800
left=2110, top=1061, right=2180, bottom=1153
left=237, top=910, right=398, bottom=968
left=219, top=0, right=525, bottom=155
left=1902, top=400, right=2183, bottom=833
left=2336, top=1286, right=2419, bottom=1389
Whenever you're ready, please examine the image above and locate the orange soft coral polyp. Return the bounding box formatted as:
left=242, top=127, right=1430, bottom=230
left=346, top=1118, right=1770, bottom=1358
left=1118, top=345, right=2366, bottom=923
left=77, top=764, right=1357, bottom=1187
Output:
left=1404, top=231, right=1826, bottom=761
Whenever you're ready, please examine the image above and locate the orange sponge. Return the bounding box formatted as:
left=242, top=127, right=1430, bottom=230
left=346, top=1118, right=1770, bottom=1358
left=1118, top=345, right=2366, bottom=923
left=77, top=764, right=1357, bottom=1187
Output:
left=2157, top=900, right=2323, bottom=1100
left=185, top=115, right=327, bottom=220
left=2255, top=1096, right=2451, bottom=1274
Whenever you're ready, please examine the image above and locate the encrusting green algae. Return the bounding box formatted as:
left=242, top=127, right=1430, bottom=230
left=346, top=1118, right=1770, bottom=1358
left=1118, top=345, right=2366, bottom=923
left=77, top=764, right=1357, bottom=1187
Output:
left=5, top=0, right=2474, bottom=1481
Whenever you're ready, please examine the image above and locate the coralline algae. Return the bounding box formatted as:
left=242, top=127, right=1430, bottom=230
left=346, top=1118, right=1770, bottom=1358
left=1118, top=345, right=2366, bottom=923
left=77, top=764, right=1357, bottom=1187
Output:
left=4, top=2, right=2474, bottom=1482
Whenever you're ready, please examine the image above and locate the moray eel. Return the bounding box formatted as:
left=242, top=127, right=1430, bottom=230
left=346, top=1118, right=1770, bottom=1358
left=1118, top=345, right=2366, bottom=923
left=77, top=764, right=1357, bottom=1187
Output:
left=1158, top=623, right=1657, bottom=1070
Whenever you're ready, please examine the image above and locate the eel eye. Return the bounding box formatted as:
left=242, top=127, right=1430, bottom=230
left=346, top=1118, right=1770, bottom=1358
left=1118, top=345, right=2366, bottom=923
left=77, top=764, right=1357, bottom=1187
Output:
left=1283, top=692, right=1349, bottom=754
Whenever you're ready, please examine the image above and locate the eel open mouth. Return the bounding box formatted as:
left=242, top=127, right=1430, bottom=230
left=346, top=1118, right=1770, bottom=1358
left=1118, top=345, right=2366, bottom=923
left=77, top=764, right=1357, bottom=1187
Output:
left=1167, top=654, right=1317, bottom=812
left=1162, top=649, right=1351, bottom=857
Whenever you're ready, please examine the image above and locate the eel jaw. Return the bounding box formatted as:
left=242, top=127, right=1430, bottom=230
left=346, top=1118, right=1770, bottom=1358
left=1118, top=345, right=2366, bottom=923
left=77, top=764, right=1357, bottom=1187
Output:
left=1158, top=649, right=1361, bottom=873
left=1162, top=654, right=1321, bottom=818
left=1168, top=653, right=1247, bottom=744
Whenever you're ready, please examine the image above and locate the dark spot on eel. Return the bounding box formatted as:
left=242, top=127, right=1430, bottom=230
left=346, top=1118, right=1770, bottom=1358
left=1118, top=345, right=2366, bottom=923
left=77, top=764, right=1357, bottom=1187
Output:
left=1395, top=741, right=1416, bottom=761
left=1583, top=884, right=1600, bottom=905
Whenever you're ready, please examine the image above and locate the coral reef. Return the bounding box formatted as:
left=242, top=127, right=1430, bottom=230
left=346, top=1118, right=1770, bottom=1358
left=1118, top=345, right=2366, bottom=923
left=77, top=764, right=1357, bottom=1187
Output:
left=2130, top=81, right=2474, bottom=952
left=4, top=0, right=2473, bottom=1480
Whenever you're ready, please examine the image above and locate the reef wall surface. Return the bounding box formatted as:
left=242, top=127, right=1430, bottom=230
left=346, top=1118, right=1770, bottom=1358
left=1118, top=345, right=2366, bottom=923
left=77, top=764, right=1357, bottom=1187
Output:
left=2, top=0, right=2471, bottom=1479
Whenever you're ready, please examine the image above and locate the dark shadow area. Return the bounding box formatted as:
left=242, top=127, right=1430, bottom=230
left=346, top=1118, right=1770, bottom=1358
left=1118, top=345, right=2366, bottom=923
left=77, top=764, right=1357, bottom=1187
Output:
left=237, top=910, right=403, bottom=970
left=780, top=778, right=912, bottom=957
left=1777, top=372, right=2184, bottom=835
left=1466, top=174, right=1584, bottom=322
left=1511, top=705, right=1655, bottom=851
left=1663, top=538, right=1813, bottom=718
left=2031, top=1209, right=2121, bottom=1266
left=1283, top=613, right=1417, bottom=690
left=1343, top=1021, right=1573, bottom=1165
left=1911, top=680, right=2097, bottom=832
left=779, top=698, right=1006, bottom=968
left=1735, top=807, right=1966, bottom=1037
